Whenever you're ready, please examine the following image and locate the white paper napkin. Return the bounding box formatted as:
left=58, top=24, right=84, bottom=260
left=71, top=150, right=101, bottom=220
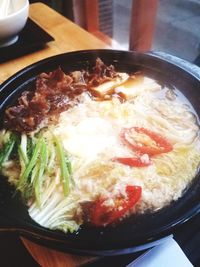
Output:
left=127, top=236, right=193, bottom=267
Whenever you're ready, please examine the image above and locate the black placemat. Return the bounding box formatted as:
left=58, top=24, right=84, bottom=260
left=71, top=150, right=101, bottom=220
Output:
left=0, top=18, right=54, bottom=63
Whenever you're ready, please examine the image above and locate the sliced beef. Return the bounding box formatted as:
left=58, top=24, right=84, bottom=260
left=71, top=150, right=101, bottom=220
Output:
left=4, top=59, right=118, bottom=133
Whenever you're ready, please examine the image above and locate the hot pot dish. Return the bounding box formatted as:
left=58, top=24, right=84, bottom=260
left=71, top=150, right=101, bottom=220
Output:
left=0, top=58, right=200, bottom=234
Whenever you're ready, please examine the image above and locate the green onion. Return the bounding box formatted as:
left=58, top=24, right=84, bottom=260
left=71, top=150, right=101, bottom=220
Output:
left=0, top=133, right=17, bottom=170
left=18, top=146, right=27, bottom=166
left=18, top=134, right=29, bottom=174
left=33, top=139, right=47, bottom=207
left=0, top=130, right=6, bottom=146
left=20, top=134, right=29, bottom=164
left=65, top=156, right=75, bottom=186
left=17, top=137, right=42, bottom=190
left=46, top=143, right=56, bottom=175
left=27, top=137, right=36, bottom=161
left=54, top=135, right=70, bottom=196
left=30, top=161, right=40, bottom=184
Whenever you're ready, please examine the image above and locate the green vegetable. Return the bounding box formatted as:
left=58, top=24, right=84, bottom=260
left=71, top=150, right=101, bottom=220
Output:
left=19, top=134, right=29, bottom=165
left=17, top=137, right=42, bottom=191
left=1, top=128, right=76, bottom=233
left=18, top=134, right=29, bottom=175
left=33, top=139, right=47, bottom=206
left=1, top=128, right=74, bottom=220
left=54, top=135, right=70, bottom=196
left=0, top=132, right=17, bottom=171
left=46, top=142, right=56, bottom=175
left=27, top=137, right=36, bottom=161
left=65, top=156, right=75, bottom=186
left=0, top=130, right=11, bottom=146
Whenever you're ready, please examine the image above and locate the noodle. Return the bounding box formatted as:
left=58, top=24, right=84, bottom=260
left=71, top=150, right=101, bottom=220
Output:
left=1, top=61, right=200, bottom=232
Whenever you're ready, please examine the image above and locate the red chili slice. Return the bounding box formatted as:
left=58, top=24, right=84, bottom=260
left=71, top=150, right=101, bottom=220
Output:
left=121, top=127, right=173, bottom=156
left=113, top=157, right=151, bottom=167
left=90, top=185, right=142, bottom=226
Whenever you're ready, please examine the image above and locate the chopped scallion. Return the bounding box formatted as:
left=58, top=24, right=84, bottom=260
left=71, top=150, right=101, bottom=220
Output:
left=54, top=135, right=70, bottom=196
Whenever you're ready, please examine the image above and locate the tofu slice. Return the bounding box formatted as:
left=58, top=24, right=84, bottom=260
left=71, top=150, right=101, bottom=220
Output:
left=114, top=76, right=161, bottom=99
left=90, top=73, right=129, bottom=98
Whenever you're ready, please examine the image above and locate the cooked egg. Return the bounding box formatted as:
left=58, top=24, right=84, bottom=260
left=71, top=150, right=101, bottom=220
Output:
left=56, top=117, right=118, bottom=160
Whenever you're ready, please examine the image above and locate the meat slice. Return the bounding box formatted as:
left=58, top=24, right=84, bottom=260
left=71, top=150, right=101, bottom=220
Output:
left=4, top=68, right=82, bottom=133
left=4, top=59, right=119, bottom=133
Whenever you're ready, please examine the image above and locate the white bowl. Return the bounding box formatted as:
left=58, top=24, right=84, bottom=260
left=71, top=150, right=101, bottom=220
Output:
left=0, top=0, right=29, bottom=47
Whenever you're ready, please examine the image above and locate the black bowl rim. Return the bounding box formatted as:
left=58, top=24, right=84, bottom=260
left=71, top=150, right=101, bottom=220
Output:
left=1, top=49, right=200, bottom=254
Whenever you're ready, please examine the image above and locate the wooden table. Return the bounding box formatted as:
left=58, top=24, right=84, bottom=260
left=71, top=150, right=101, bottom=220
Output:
left=0, top=3, right=108, bottom=266
left=0, top=2, right=108, bottom=84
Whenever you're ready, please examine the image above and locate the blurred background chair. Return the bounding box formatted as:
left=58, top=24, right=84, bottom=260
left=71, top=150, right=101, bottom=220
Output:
left=29, top=0, right=158, bottom=52
left=66, top=0, right=158, bottom=52
left=29, top=0, right=200, bottom=63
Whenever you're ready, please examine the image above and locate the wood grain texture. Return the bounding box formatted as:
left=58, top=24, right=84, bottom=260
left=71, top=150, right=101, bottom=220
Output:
left=84, top=0, right=99, bottom=32
left=0, top=2, right=108, bottom=84
left=21, top=238, right=97, bottom=267
left=129, top=0, right=158, bottom=52
left=0, top=3, right=107, bottom=266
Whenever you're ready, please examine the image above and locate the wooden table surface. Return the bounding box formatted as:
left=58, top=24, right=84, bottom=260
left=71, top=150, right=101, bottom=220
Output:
left=0, top=2, right=108, bottom=267
left=0, top=2, right=108, bottom=84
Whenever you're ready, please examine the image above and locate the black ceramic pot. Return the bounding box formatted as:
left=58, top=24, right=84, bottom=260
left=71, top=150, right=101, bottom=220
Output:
left=0, top=50, right=200, bottom=256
